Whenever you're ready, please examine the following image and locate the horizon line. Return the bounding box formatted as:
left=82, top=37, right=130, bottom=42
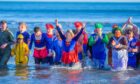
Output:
left=0, top=0, right=140, bottom=3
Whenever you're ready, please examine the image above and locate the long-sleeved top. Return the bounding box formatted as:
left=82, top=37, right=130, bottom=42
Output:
left=108, top=36, right=128, bottom=50
left=46, top=34, right=54, bottom=50
left=88, top=33, right=109, bottom=59
left=11, top=42, right=29, bottom=64
left=53, top=37, right=63, bottom=62
left=0, top=29, right=14, bottom=49
left=56, top=26, right=84, bottom=52
left=29, top=33, right=47, bottom=50
left=128, top=37, right=138, bottom=56
left=16, top=31, right=30, bottom=44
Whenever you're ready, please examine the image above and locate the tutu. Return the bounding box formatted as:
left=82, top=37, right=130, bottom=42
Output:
left=61, top=50, right=79, bottom=64
left=33, top=48, right=48, bottom=58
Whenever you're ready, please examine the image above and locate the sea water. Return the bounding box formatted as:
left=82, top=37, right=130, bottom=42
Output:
left=0, top=1, right=140, bottom=84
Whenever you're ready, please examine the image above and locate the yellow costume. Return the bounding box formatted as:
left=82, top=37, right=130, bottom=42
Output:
left=11, top=34, right=29, bottom=65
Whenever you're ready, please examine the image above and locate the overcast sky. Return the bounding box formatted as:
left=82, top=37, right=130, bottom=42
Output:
left=0, top=0, right=140, bottom=2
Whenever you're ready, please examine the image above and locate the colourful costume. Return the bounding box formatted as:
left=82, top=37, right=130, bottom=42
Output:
left=46, top=34, right=55, bottom=65
left=45, top=24, right=55, bottom=65
left=128, top=38, right=137, bottom=68
left=108, top=34, right=128, bottom=71
left=53, top=37, right=62, bottom=64
left=29, top=33, right=48, bottom=64
left=136, top=41, right=140, bottom=67
left=77, top=31, right=88, bottom=60
left=11, top=35, right=29, bottom=65
left=56, top=26, right=84, bottom=64
left=16, top=31, right=30, bottom=44
left=0, top=29, right=14, bottom=66
left=74, top=21, right=88, bottom=60
left=88, top=34, right=108, bottom=68
left=107, top=24, right=118, bottom=66
left=88, top=23, right=109, bottom=68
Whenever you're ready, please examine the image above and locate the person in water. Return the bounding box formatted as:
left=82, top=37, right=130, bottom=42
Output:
left=108, top=28, right=128, bottom=71
left=107, top=24, right=118, bottom=67
left=45, top=24, right=55, bottom=65
left=53, top=30, right=63, bottom=65
left=55, top=19, right=84, bottom=66
left=16, top=22, right=30, bottom=45
left=122, top=17, right=139, bottom=40
left=126, top=29, right=138, bottom=69
left=74, top=21, right=88, bottom=61
left=88, top=23, right=109, bottom=69
left=11, top=34, right=29, bottom=66
left=29, top=27, right=48, bottom=65
left=135, top=35, right=140, bottom=67
left=0, top=20, right=14, bottom=66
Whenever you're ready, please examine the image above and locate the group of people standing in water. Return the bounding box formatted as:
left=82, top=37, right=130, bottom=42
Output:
left=0, top=18, right=140, bottom=71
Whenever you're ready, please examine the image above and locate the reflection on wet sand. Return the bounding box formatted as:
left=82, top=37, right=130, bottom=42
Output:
left=0, top=65, right=139, bottom=84
left=33, top=65, right=51, bottom=79
left=0, top=66, right=9, bottom=77
left=15, top=66, right=29, bottom=80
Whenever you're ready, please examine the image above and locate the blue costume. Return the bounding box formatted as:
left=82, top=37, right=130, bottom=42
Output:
left=128, top=38, right=137, bottom=68
left=46, top=34, right=55, bottom=65
left=56, top=26, right=84, bottom=64
left=88, top=34, right=108, bottom=68
left=53, top=37, right=62, bottom=64
left=29, top=33, right=48, bottom=64
left=16, top=31, right=30, bottom=44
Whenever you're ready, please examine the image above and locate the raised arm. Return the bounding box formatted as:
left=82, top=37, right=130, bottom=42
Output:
left=73, top=28, right=84, bottom=41
left=55, top=19, right=66, bottom=40
left=56, top=26, right=66, bottom=40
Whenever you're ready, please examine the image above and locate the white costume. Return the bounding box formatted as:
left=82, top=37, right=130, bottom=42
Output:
left=112, top=36, right=128, bottom=71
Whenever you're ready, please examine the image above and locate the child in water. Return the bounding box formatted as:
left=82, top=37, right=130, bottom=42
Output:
left=126, top=29, right=138, bottom=69
left=11, top=34, right=29, bottom=66
left=55, top=19, right=84, bottom=67
left=16, top=22, right=30, bottom=45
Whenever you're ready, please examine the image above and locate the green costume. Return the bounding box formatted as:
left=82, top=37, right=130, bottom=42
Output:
left=0, top=29, right=14, bottom=66
left=88, top=23, right=109, bottom=68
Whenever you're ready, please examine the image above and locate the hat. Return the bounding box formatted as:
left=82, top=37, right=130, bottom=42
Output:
left=112, top=24, right=118, bottom=29
left=95, top=23, right=103, bottom=29
left=112, top=27, right=122, bottom=34
left=17, top=34, right=24, bottom=39
left=74, top=21, right=83, bottom=28
left=46, top=24, right=54, bottom=29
